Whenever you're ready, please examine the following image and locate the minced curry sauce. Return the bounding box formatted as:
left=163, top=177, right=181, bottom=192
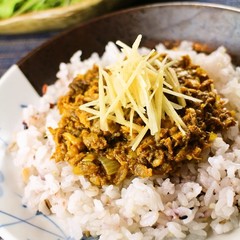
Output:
left=49, top=52, right=235, bottom=187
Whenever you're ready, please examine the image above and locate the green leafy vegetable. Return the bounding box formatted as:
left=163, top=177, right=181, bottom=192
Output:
left=0, top=0, right=83, bottom=19
left=0, top=0, right=23, bottom=19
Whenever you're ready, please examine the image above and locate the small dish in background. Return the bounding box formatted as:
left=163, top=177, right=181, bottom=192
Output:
left=0, top=0, right=135, bottom=34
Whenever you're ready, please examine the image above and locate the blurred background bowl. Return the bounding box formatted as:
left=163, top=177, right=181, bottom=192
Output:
left=17, top=2, right=240, bottom=95
left=0, top=0, right=136, bottom=34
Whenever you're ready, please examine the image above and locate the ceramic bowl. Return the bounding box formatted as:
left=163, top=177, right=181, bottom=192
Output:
left=1, top=3, right=240, bottom=240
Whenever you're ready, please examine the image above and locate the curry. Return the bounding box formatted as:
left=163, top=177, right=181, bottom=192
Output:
left=49, top=49, right=235, bottom=186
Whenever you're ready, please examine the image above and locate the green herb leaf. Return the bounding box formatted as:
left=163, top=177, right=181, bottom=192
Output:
left=0, top=0, right=23, bottom=19
left=0, top=0, right=82, bottom=19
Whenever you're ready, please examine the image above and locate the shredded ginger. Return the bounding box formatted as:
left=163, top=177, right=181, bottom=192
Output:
left=79, top=35, right=201, bottom=150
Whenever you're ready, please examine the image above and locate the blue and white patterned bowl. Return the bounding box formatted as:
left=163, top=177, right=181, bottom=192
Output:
left=1, top=2, right=240, bottom=239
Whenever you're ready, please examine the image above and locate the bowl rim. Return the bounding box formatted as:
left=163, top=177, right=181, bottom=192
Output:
left=16, top=1, right=240, bottom=95
left=17, top=1, right=240, bottom=66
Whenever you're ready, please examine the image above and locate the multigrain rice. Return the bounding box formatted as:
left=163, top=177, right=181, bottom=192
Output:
left=12, top=40, right=240, bottom=239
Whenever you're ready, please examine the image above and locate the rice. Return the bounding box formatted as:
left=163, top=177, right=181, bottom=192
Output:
left=12, top=40, right=240, bottom=239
